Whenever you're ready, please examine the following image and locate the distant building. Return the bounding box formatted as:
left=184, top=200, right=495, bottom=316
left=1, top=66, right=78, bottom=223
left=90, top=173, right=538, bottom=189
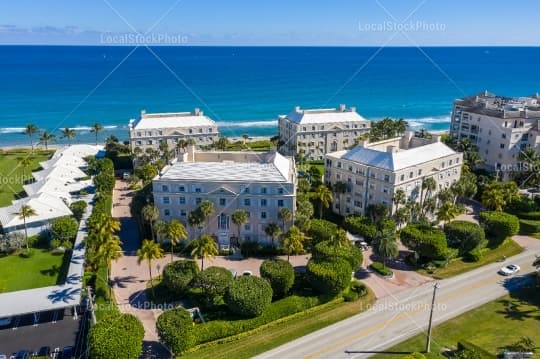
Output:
left=278, top=104, right=371, bottom=161
left=152, top=148, right=296, bottom=248
left=449, top=92, right=540, bottom=177
left=325, top=132, right=463, bottom=217
left=128, top=109, right=219, bottom=153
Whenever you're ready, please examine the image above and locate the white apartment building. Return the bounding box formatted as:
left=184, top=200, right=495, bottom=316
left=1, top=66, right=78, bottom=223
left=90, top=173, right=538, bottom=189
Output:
left=278, top=104, right=371, bottom=161
left=325, top=132, right=463, bottom=217
left=152, top=148, right=296, bottom=248
left=128, top=109, right=219, bottom=152
left=450, top=92, right=540, bottom=176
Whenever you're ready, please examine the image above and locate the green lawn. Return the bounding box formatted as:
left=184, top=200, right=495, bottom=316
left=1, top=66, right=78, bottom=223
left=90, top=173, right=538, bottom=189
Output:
left=225, top=140, right=273, bottom=151
left=0, top=149, right=53, bottom=207
left=181, top=291, right=375, bottom=359
left=371, top=284, right=540, bottom=358
left=419, top=239, right=523, bottom=279
left=0, top=249, right=68, bottom=293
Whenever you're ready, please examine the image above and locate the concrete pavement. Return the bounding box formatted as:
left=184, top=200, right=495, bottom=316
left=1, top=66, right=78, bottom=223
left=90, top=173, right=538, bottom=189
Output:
left=254, top=240, right=540, bottom=359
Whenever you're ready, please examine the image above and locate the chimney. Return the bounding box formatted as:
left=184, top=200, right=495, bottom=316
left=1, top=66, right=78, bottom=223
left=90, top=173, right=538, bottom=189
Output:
left=294, top=106, right=301, bottom=113
left=339, top=104, right=346, bottom=112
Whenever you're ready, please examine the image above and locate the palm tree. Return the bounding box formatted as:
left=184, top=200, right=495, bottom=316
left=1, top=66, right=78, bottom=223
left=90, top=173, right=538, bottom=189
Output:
left=405, top=200, right=421, bottom=222
left=394, top=118, right=408, bottom=135
left=17, top=157, right=32, bottom=182
left=281, top=226, right=305, bottom=262
left=60, top=127, right=76, bottom=146
left=188, top=210, right=204, bottom=237
left=96, top=235, right=123, bottom=295
left=264, top=222, right=281, bottom=247
left=481, top=187, right=505, bottom=211
left=39, top=131, right=56, bottom=150
left=24, top=124, right=39, bottom=152
left=231, top=209, right=248, bottom=245
left=199, top=200, right=215, bottom=232
left=392, top=189, right=406, bottom=216
left=90, top=122, right=104, bottom=145
left=154, top=220, right=168, bottom=243
left=332, top=181, right=347, bottom=214
left=420, top=177, right=437, bottom=213
left=315, top=185, right=333, bottom=219
left=142, top=204, right=159, bottom=240
left=137, top=239, right=164, bottom=296
left=242, top=134, right=249, bottom=145
left=166, top=219, right=187, bottom=262
left=372, top=229, right=398, bottom=269
left=436, top=202, right=460, bottom=227
left=176, top=139, right=188, bottom=155
left=215, top=136, right=229, bottom=151
left=278, top=207, right=292, bottom=232
left=15, top=204, right=37, bottom=251
left=331, top=228, right=349, bottom=248
left=394, top=207, right=410, bottom=227
left=190, top=235, right=218, bottom=270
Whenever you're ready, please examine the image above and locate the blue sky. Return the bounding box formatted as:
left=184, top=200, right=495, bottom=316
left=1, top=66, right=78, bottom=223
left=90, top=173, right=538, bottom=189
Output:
left=0, top=0, right=539, bottom=45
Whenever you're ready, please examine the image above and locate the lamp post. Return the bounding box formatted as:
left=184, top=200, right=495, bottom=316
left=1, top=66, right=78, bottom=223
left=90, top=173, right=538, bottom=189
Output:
left=426, top=282, right=440, bottom=353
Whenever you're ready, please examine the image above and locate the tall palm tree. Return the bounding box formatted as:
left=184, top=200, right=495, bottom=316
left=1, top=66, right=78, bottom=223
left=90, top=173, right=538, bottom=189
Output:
left=89, top=213, right=121, bottom=239
left=332, top=181, right=347, bottom=214
left=394, top=207, right=410, bottom=227
left=39, top=131, right=56, bottom=150
left=176, top=139, right=188, bottom=155
left=96, top=235, right=123, bottom=294
left=60, top=127, right=76, bottom=146
left=394, top=118, right=408, bottom=135
left=372, top=229, right=398, bottom=269
left=481, top=187, right=505, bottom=211
left=231, top=209, right=248, bottom=245
left=264, top=222, right=281, bottom=247
left=392, top=189, right=406, bottom=216
left=282, top=226, right=305, bottom=262
left=15, top=204, right=37, bottom=251
left=242, top=134, right=249, bottom=145
left=17, top=157, right=32, bottom=182
left=436, top=202, right=460, bottom=227
left=137, top=239, right=164, bottom=296
left=141, top=204, right=159, bottom=240
left=278, top=207, right=292, bottom=232
left=24, top=124, right=39, bottom=152
left=166, top=219, right=187, bottom=262
left=188, top=210, right=204, bottom=237
left=199, top=200, right=215, bottom=232
left=190, top=235, right=218, bottom=270
left=90, top=122, right=104, bottom=145
left=315, top=185, right=333, bottom=219
left=420, top=177, right=437, bottom=212
left=154, top=220, right=168, bottom=243
left=331, top=228, right=350, bottom=248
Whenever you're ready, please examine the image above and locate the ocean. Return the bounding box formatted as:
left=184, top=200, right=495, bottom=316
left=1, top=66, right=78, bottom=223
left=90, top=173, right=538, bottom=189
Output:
left=1, top=46, right=540, bottom=146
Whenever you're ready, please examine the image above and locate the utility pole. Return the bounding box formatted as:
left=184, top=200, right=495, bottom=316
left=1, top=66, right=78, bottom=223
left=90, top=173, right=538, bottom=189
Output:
left=426, top=282, right=440, bottom=353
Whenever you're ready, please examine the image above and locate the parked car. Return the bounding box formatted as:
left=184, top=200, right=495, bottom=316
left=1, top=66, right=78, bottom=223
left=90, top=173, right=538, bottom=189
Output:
left=61, top=346, right=74, bottom=359
left=499, top=264, right=521, bottom=276
left=37, top=347, right=50, bottom=357
left=14, top=350, right=30, bottom=359
left=0, top=317, right=11, bottom=326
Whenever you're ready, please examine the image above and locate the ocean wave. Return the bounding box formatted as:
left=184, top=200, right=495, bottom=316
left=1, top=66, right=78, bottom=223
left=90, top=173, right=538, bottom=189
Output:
left=217, top=120, right=277, bottom=128
left=0, top=125, right=123, bottom=134
left=0, top=127, right=25, bottom=134
left=403, top=116, right=451, bottom=128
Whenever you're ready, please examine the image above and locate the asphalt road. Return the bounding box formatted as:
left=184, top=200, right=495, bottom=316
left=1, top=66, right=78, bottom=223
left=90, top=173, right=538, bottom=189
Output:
left=255, top=246, right=540, bottom=359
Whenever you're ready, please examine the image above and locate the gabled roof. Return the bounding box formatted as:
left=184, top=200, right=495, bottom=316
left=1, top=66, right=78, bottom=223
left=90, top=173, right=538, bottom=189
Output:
left=23, top=178, right=91, bottom=197
left=332, top=142, right=457, bottom=171
left=33, top=165, right=87, bottom=182
left=0, top=193, right=72, bottom=229
left=132, top=112, right=217, bottom=130
left=40, top=155, right=87, bottom=170
left=282, top=107, right=369, bottom=125
left=52, top=144, right=103, bottom=160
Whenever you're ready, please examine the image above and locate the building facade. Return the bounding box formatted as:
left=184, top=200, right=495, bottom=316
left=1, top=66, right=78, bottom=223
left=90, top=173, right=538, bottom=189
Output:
left=152, top=148, right=296, bottom=248
left=449, top=92, right=540, bottom=176
left=128, top=109, right=219, bottom=152
left=325, top=132, right=463, bottom=217
left=278, top=104, right=371, bottom=161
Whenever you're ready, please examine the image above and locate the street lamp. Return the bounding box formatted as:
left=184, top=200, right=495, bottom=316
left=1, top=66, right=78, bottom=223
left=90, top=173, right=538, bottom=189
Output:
left=426, top=282, right=440, bottom=353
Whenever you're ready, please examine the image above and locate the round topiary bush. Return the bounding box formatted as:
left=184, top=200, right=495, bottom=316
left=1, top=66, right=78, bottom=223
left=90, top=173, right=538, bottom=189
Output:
left=260, top=259, right=295, bottom=299
left=156, top=307, right=196, bottom=354
left=350, top=281, right=367, bottom=296
left=479, top=211, right=520, bottom=247
left=311, top=240, right=363, bottom=270
left=400, top=224, right=450, bottom=260
left=444, top=220, right=486, bottom=256
left=89, top=313, right=144, bottom=359
left=191, top=266, right=234, bottom=304
left=306, top=258, right=352, bottom=295
left=225, top=275, right=273, bottom=318
left=162, top=260, right=199, bottom=297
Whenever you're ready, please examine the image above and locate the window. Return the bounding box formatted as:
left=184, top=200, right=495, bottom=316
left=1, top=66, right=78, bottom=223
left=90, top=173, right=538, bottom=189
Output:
left=219, top=198, right=226, bottom=206
left=261, top=212, right=267, bottom=219
left=409, top=172, right=413, bottom=179
left=199, top=128, right=203, bottom=133
left=261, top=199, right=268, bottom=207
left=179, top=197, right=186, bottom=204
left=278, top=187, right=284, bottom=194
left=162, top=197, right=170, bottom=204
left=418, top=169, right=422, bottom=176
left=261, top=187, right=267, bottom=194
left=147, top=140, right=153, bottom=145
left=179, top=186, right=185, bottom=192
left=209, top=128, right=213, bottom=133
left=277, top=199, right=284, bottom=207
left=148, top=131, right=153, bottom=136
left=195, top=198, right=202, bottom=205
left=244, top=198, right=251, bottom=206
left=136, top=141, right=142, bottom=145
left=383, top=187, right=389, bottom=194
left=400, top=174, right=405, bottom=181
left=137, top=132, right=141, bottom=137
left=195, top=188, right=202, bottom=193
left=384, top=174, right=390, bottom=182
left=246, top=211, right=251, bottom=218
left=189, top=129, right=193, bottom=134
left=164, top=209, right=170, bottom=216
left=502, top=133, right=507, bottom=139
left=500, top=143, right=505, bottom=149
left=180, top=209, right=186, bottom=216
left=244, top=224, right=251, bottom=231
left=162, top=185, right=168, bottom=192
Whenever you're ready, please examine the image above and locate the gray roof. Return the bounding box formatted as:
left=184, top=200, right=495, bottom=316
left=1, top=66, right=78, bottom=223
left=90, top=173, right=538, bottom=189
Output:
left=283, top=108, right=368, bottom=125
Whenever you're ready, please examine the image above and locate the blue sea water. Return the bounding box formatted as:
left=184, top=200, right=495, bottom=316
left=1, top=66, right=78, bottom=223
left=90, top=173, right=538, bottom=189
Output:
left=1, top=46, right=540, bottom=146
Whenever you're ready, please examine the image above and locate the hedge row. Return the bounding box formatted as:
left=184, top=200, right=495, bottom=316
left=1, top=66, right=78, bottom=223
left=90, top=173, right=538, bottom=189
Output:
left=369, top=262, right=393, bottom=277
left=479, top=211, right=520, bottom=247
left=513, top=211, right=540, bottom=221
left=400, top=224, right=450, bottom=260
left=311, top=240, right=363, bottom=271
left=443, top=220, right=486, bottom=256
left=519, top=219, right=540, bottom=234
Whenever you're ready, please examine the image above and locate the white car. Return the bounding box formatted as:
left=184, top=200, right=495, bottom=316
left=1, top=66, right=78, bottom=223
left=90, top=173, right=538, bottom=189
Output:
left=499, top=264, right=521, bottom=276
left=0, top=317, right=11, bottom=326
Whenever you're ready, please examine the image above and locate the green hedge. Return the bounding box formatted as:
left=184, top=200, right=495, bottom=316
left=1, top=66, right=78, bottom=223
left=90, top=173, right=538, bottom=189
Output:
left=479, top=211, right=520, bottom=247
left=260, top=259, right=295, bottom=299
left=457, top=341, right=497, bottom=359
left=307, top=219, right=338, bottom=246
left=513, top=211, right=540, bottom=220
left=191, top=266, right=233, bottom=305
left=311, top=240, right=363, bottom=270
left=157, top=307, right=196, bottom=354
left=306, top=258, right=352, bottom=295
left=343, top=215, right=377, bottom=242
left=400, top=224, right=450, bottom=260
left=519, top=219, right=540, bottom=234
left=225, top=276, right=273, bottom=318
left=443, top=220, right=486, bottom=256
left=369, top=262, right=393, bottom=277
left=162, top=260, right=199, bottom=297
left=89, top=313, right=144, bottom=359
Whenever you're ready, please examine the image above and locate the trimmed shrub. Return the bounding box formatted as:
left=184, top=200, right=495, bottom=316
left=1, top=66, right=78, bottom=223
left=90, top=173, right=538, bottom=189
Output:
left=307, top=219, right=338, bottom=246
left=311, top=240, right=363, bottom=270
left=350, top=281, right=367, bottom=296
left=465, top=247, right=483, bottom=262
left=306, top=258, right=352, bottom=295
left=513, top=211, right=540, bottom=220
left=342, top=290, right=358, bottom=302
left=162, top=260, right=199, bottom=297
left=191, top=266, right=233, bottom=305
left=51, top=216, right=79, bottom=243
left=519, top=219, right=540, bottom=234
left=260, top=259, right=295, bottom=299
left=70, top=200, right=88, bottom=222
left=89, top=313, right=144, bottom=359
left=400, top=224, right=450, bottom=260
left=225, top=276, right=273, bottom=318
left=343, top=215, right=377, bottom=242
left=444, top=221, right=486, bottom=256
left=156, top=308, right=196, bottom=354
left=479, top=211, right=519, bottom=247
left=369, top=261, right=393, bottom=277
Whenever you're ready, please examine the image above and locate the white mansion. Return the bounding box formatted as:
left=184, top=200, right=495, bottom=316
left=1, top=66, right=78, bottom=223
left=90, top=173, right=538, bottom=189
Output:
left=325, top=132, right=463, bottom=217
left=278, top=104, right=371, bottom=161
left=128, top=109, right=219, bottom=152
left=152, top=147, right=296, bottom=248
left=449, top=92, right=540, bottom=176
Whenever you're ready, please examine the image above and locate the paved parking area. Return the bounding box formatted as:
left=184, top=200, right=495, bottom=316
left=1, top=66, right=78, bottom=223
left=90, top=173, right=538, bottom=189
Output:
left=0, top=308, right=85, bottom=356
